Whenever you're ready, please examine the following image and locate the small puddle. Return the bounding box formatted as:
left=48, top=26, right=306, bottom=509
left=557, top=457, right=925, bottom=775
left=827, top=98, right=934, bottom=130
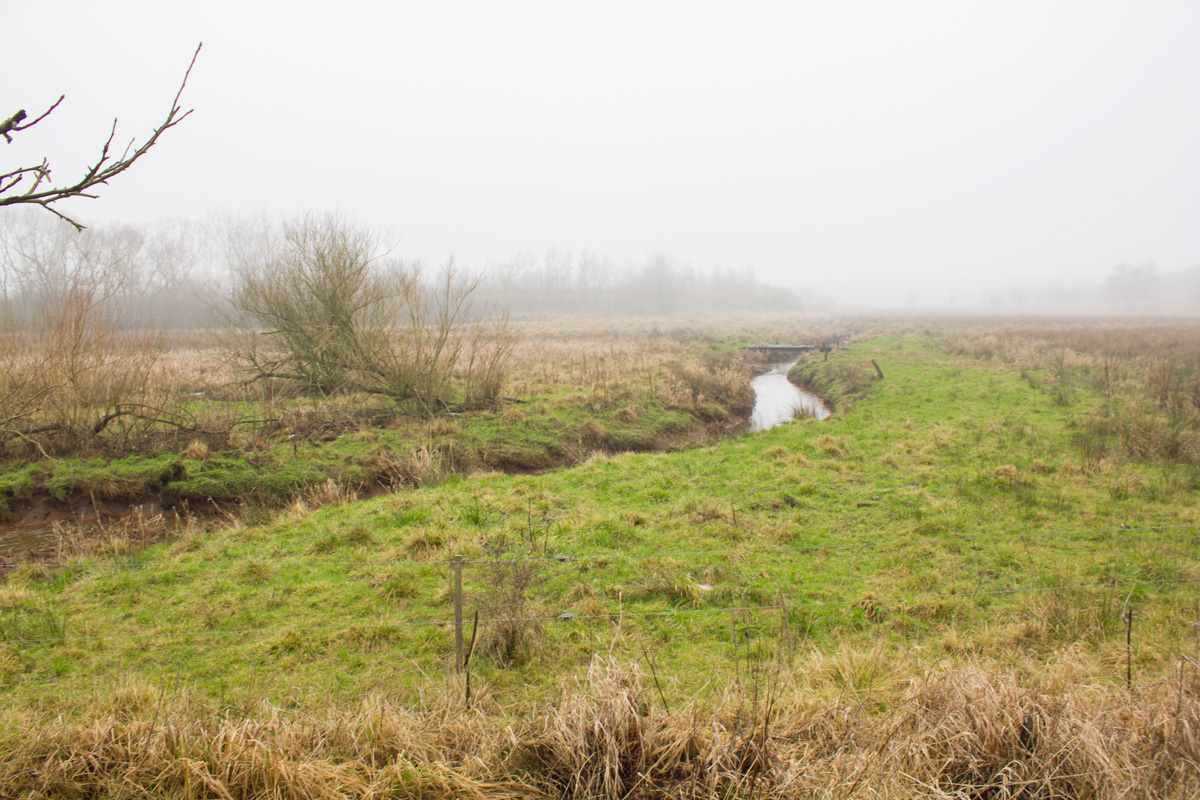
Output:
left=0, top=524, right=59, bottom=559
left=748, top=361, right=829, bottom=432
left=0, top=501, right=183, bottom=561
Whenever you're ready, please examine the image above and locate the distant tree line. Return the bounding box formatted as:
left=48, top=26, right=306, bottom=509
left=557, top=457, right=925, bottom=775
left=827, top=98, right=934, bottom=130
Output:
left=0, top=212, right=816, bottom=328
left=978, top=262, right=1200, bottom=311
left=472, top=249, right=810, bottom=315
left=7, top=210, right=1194, bottom=322
left=0, top=210, right=212, bottom=330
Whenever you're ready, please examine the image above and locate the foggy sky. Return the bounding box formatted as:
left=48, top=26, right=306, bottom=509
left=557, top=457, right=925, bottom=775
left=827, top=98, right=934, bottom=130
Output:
left=5, top=1, right=1200, bottom=308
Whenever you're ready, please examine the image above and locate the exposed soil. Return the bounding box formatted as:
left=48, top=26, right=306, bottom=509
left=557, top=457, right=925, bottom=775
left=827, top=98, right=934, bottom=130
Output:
left=0, top=420, right=740, bottom=562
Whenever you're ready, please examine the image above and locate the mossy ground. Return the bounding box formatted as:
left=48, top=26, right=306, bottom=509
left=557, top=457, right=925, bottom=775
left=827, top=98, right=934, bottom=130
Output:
left=1, top=334, right=1197, bottom=716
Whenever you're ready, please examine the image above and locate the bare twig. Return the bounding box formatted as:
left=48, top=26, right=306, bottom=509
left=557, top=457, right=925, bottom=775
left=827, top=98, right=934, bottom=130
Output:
left=1, top=95, right=65, bottom=142
left=0, top=44, right=201, bottom=229
left=464, top=610, right=479, bottom=709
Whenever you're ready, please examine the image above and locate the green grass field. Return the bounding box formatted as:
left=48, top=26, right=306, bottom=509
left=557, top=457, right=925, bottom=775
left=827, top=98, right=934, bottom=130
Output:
left=3, top=333, right=1196, bottom=716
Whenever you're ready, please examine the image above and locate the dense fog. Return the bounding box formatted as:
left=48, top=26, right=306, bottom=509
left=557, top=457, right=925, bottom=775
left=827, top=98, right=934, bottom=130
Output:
left=3, top=211, right=1199, bottom=329
left=5, top=4, right=1200, bottom=313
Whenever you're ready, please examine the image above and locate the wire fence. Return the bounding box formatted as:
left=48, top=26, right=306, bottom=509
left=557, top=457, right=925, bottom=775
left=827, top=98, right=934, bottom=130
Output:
left=2, top=509, right=1197, bottom=654
left=2, top=576, right=1194, bottom=646
left=3, top=523, right=1194, bottom=571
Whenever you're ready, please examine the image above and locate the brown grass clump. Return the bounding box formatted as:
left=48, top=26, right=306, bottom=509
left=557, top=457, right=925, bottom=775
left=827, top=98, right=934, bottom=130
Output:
left=52, top=508, right=183, bottom=563
left=1, top=656, right=1197, bottom=798
left=379, top=445, right=445, bottom=488
left=402, top=529, right=447, bottom=559
left=0, top=692, right=535, bottom=799
left=304, top=478, right=359, bottom=509
left=180, top=438, right=210, bottom=460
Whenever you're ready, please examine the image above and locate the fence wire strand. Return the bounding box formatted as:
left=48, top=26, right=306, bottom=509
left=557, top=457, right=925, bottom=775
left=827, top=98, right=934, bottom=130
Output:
left=3, top=523, right=1194, bottom=571
left=3, top=576, right=1194, bottom=646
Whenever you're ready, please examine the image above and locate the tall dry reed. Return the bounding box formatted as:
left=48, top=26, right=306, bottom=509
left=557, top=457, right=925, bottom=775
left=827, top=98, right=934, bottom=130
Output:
left=3, top=654, right=1196, bottom=799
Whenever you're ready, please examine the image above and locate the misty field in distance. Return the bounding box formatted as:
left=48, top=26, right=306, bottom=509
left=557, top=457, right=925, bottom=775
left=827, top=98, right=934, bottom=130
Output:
left=0, top=278, right=1198, bottom=797
left=7, top=1, right=1200, bottom=792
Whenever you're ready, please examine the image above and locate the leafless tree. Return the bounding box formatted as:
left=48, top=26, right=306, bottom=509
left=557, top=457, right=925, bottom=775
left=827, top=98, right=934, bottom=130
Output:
left=1, top=43, right=201, bottom=231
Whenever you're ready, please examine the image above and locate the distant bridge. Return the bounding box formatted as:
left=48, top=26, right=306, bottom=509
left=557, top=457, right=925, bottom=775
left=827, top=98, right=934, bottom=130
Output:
left=742, top=344, right=822, bottom=359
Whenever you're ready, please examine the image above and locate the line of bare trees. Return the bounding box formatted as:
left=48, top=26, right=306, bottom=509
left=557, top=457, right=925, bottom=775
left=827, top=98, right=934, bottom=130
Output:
left=477, top=249, right=813, bottom=315
left=1, top=213, right=820, bottom=333
left=0, top=210, right=211, bottom=330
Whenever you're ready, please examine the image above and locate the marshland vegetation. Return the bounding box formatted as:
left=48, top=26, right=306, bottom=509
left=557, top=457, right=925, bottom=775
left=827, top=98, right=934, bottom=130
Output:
left=0, top=213, right=834, bottom=529
left=0, top=307, right=1198, bottom=797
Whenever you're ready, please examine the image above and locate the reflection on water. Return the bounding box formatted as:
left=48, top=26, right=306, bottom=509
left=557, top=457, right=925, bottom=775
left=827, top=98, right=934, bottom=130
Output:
left=0, top=506, right=174, bottom=560
left=748, top=361, right=829, bottom=432
left=0, top=524, right=58, bottom=558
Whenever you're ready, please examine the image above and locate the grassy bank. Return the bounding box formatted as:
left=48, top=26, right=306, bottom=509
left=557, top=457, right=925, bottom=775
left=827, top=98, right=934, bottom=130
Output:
left=2, top=329, right=1198, bottom=797
left=0, top=395, right=725, bottom=522
left=0, top=321, right=776, bottom=524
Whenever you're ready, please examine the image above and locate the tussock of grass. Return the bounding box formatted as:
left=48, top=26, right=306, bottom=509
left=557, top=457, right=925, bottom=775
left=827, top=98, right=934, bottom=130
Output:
left=3, top=656, right=1196, bottom=799
left=402, top=529, right=446, bottom=559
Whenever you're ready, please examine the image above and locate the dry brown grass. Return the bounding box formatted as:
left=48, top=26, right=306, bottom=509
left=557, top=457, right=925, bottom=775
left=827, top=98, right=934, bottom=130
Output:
left=2, top=653, right=1196, bottom=798
left=0, top=314, right=852, bottom=461
left=0, top=689, right=537, bottom=799
left=52, top=508, right=187, bottom=563
left=933, top=319, right=1200, bottom=469
left=501, top=315, right=847, bottom=402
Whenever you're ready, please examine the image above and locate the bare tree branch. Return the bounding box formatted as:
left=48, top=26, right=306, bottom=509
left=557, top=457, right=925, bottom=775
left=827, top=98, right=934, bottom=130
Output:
left=1, top=95, right=65, bottom=142
left=0, top=43, right=202, bottom=230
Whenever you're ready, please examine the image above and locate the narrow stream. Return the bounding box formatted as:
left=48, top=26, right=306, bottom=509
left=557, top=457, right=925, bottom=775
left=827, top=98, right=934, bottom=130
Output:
left=748, top=360, right=829, bottom=432
left=2, top=366, right=827, bottom=558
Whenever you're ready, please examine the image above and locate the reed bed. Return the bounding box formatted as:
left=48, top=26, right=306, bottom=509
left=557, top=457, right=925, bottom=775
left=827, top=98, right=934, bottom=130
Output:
left=2, top=653, right=1196, bottom=799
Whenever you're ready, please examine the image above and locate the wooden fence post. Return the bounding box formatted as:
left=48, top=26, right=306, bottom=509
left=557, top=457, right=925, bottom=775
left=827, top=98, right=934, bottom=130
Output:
left=1126, top=607, right=1134, bottom=691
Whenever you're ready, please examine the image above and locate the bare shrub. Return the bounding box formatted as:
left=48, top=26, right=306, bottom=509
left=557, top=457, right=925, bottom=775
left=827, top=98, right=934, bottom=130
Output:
left=228, top=215, right=516, bottom=413
left=0, top=214, right=167, bottom=454
left=459, top=311, right=521, bottom=408
left=474, top=535, right=546, bottom=668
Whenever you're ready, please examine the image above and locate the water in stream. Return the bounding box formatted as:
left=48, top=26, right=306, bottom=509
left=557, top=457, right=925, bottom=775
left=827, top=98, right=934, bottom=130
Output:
left=0, top=503, right=174, bottom=561
left=748, top=361, right=829, bottom=432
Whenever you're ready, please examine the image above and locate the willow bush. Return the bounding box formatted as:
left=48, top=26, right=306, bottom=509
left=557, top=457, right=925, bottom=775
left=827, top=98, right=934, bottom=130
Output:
left=229, top=215, right=515, bottom=413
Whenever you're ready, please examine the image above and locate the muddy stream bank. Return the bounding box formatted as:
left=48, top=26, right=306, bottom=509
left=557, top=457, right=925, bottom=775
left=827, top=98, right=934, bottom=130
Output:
left=1, top=364, right=829, bottom=559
